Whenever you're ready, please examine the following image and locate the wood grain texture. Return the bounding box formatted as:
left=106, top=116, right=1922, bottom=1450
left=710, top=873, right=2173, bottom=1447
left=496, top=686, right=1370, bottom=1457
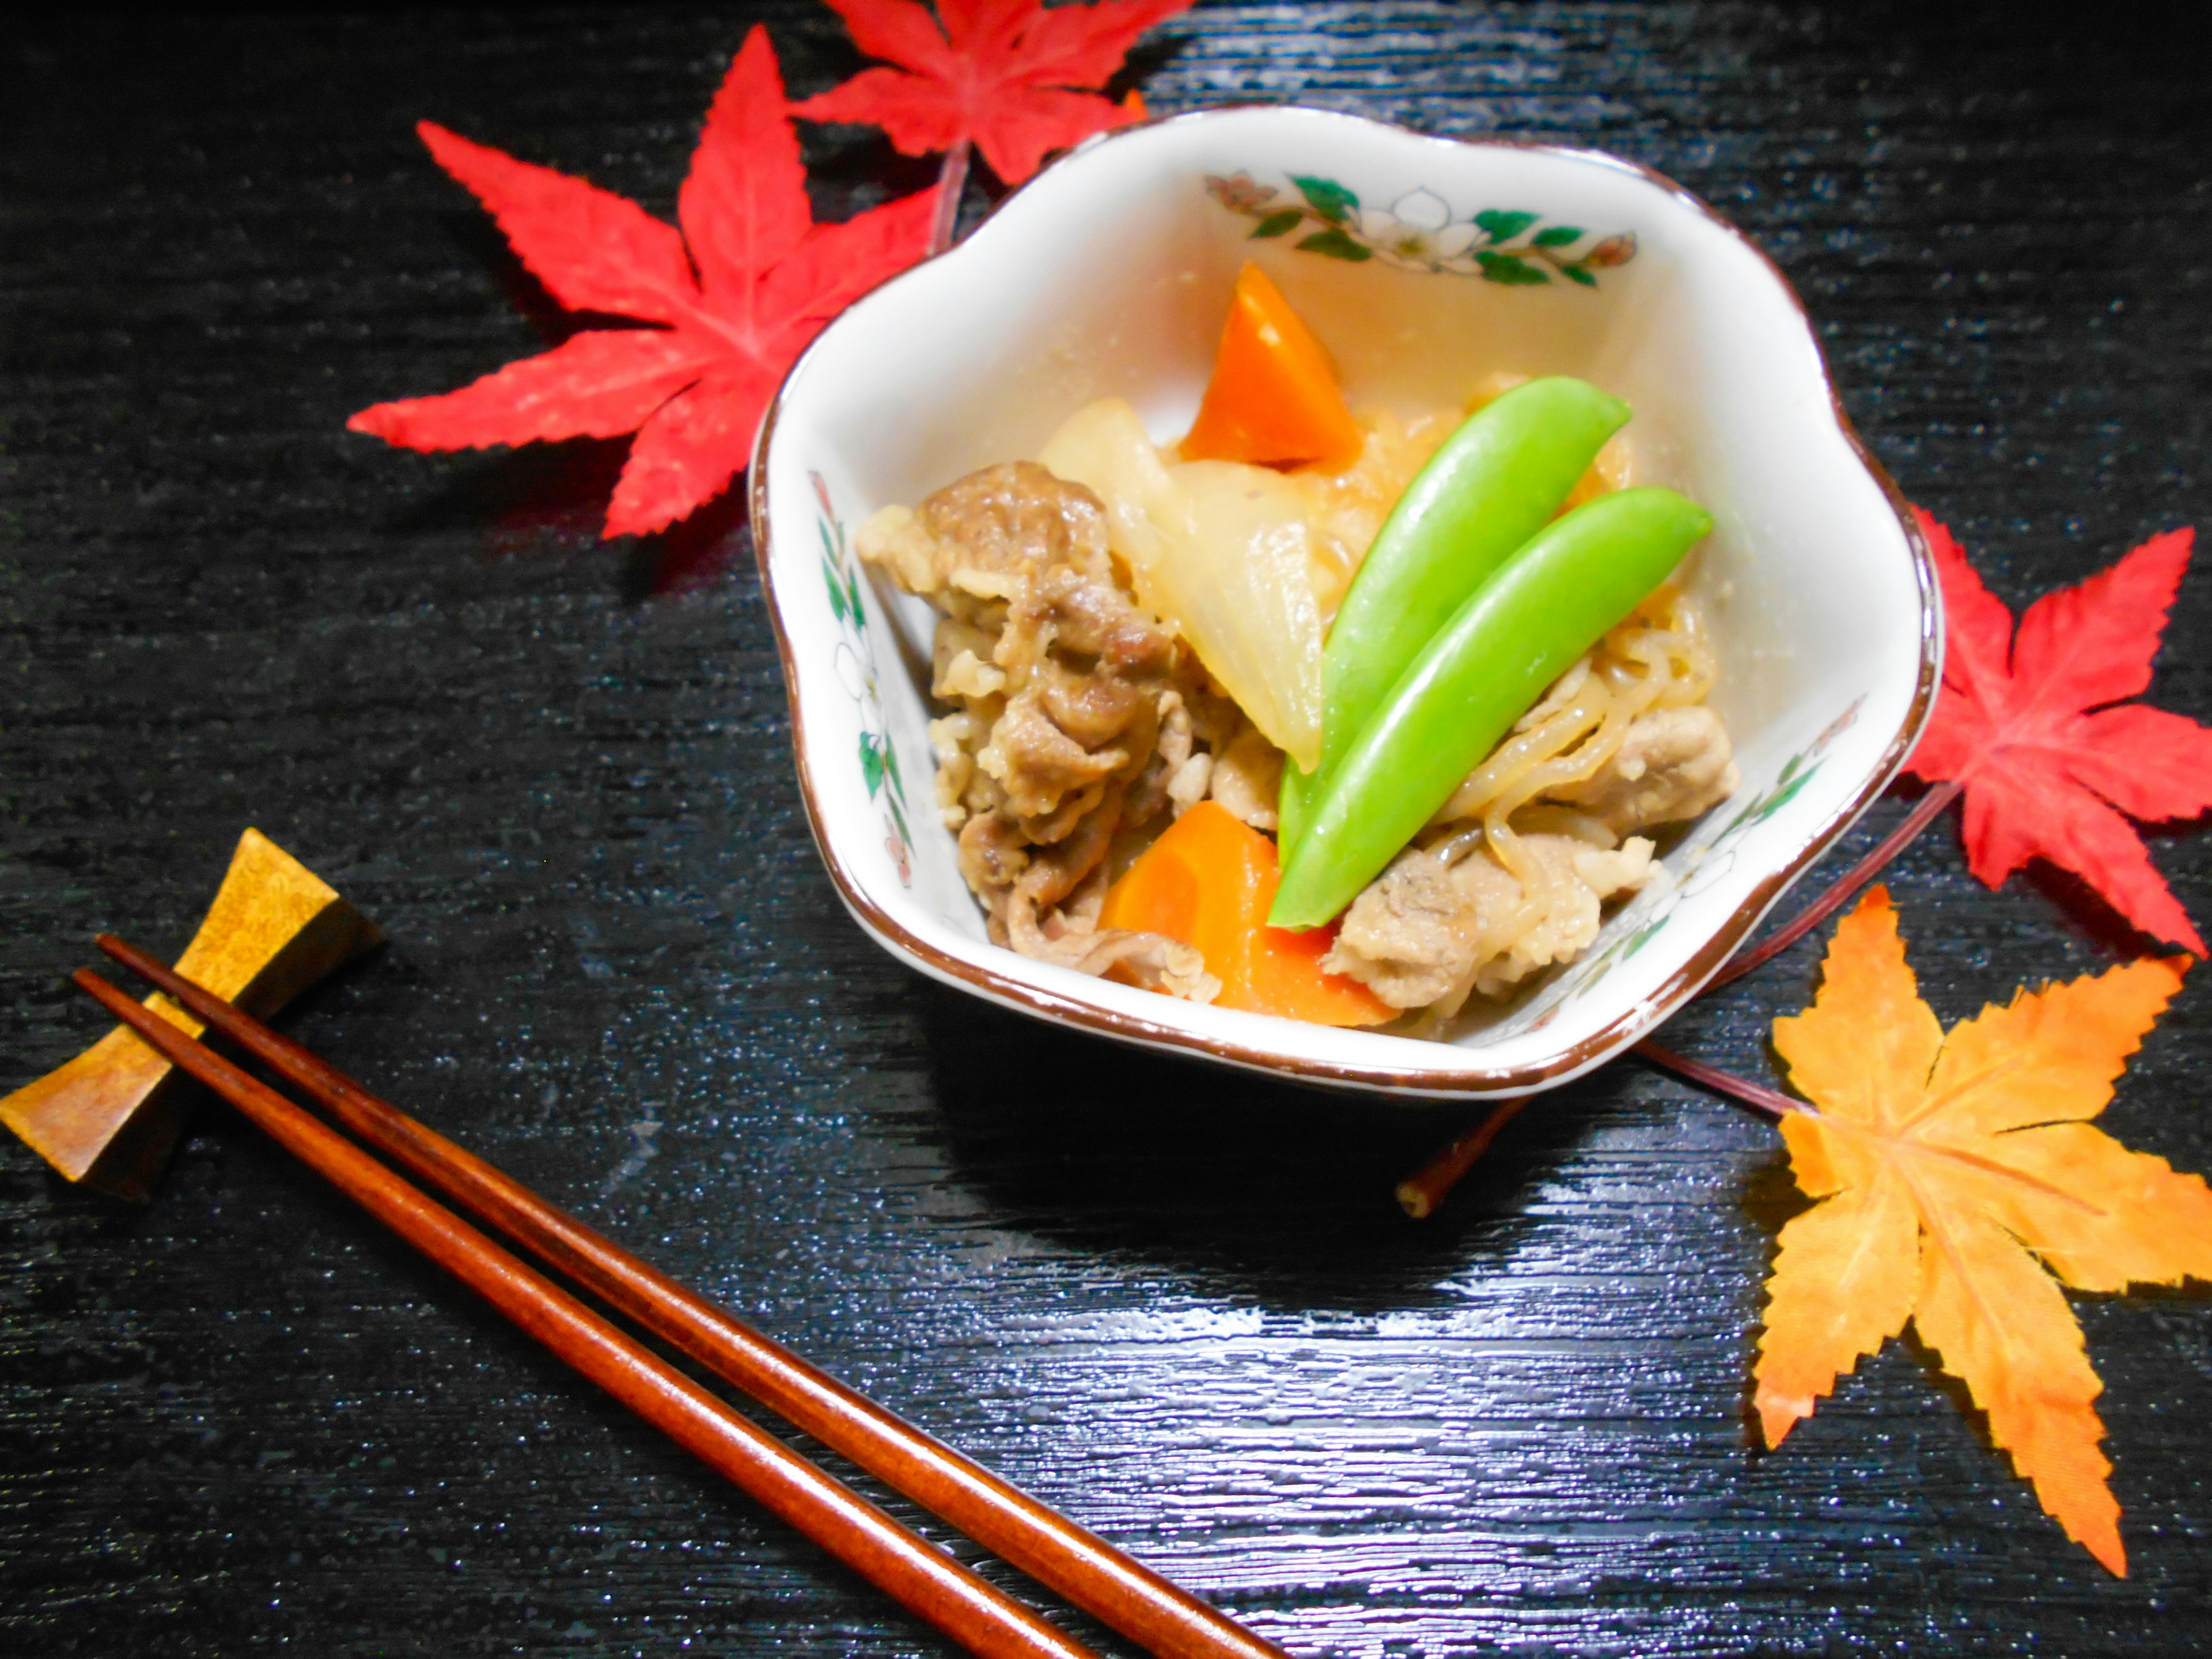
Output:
left=3, top=3, right=2207, bottom=1654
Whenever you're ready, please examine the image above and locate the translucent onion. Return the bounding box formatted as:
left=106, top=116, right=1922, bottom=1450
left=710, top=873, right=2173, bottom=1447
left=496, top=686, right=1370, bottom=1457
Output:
left=1039, top=399, right=1325, bottom=771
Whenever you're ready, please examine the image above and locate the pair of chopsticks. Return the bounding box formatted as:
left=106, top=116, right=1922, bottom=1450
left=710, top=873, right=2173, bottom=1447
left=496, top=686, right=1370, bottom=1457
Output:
left=76, top=937, right=1287, bottom=1659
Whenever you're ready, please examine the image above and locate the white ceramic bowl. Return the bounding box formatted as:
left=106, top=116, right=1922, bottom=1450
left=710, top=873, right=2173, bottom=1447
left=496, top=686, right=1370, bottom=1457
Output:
left=750, top=106, right=1938, bottom=1100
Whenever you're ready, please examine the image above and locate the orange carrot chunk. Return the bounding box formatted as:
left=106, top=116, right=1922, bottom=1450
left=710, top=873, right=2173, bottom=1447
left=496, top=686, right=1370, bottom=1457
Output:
left=1099, top=801, right=1393, bottom=1027
left=1179, top=263, right=1364, bottom=470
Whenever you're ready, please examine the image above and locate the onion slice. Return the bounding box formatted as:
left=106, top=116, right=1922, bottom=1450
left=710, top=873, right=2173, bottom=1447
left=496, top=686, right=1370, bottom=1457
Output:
left=1040, top=399, right=1325, bottom=771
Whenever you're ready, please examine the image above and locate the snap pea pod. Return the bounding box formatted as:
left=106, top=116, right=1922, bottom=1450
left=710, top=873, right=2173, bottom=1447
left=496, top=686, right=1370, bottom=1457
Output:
left=1270, top=486, right=1712, bottom=930
left=1279, top=376, right=1630, bottom=851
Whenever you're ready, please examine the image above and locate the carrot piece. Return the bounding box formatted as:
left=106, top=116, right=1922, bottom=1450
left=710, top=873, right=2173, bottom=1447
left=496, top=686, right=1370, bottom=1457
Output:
left=1099, top=801, right=1393, bottom=1027
left=1179, top=263, right=1364, bottom=470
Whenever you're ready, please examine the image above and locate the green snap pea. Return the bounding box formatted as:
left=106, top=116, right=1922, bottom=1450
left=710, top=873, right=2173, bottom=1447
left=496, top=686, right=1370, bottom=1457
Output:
left=1270, top=486, right=1712, bottom=930
left=1278, top=376, right=1630, bottom=852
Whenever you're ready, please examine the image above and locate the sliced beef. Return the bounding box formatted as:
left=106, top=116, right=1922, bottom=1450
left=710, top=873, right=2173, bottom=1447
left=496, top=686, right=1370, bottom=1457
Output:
left=1551, top=706, right=1739, bottom=838
left=1325, top=832, right=1656, bottom=1011
left=860, top=462, right=1214, bottom=1000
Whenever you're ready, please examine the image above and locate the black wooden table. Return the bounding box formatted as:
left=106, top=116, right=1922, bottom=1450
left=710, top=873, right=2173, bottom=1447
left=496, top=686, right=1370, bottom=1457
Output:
left=6, top=5, right=2209, bottom=1653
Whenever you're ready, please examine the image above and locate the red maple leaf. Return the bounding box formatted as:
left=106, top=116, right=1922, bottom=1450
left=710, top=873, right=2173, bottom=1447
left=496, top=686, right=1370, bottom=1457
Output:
left=793, top=0, right=1192, bottom=185
left=1903, top=509, right=2212, bottom=952
left=349, top=25, right=934, bottom=539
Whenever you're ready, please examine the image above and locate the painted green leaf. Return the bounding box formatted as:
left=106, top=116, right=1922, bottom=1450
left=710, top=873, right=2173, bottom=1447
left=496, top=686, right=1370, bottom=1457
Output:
left=1298, top=227, right=1373, bottom=262
left=1476, top=251, right=1548, bottom=286
left=1290, top=175, right=1359, bottom=224
left=1723, top=757, right=1819, bottom=839
left=1756, top=768, right=1816, bottom=823
left=844, top=566, right=868, bottom=627
left=823, top=554, right=853, bottom=626
left=1475, top=209, right=1541, bottom=242
left=1532, top=224, right=1584, bottom=248
left=1250, top=209, right=1302, bottom=239
left=1560, top=264, right=1597, bottom=287
left=859, top=733, right=888, bottom=798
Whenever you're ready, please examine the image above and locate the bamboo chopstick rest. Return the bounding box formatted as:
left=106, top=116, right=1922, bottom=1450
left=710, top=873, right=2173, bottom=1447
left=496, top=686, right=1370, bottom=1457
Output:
left=1, top=828, right=380, bottom=1199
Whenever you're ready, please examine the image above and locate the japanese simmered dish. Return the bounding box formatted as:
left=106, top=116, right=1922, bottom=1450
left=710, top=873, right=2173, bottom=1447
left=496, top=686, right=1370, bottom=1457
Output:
left=858, top=264, right=1738, bottom=1033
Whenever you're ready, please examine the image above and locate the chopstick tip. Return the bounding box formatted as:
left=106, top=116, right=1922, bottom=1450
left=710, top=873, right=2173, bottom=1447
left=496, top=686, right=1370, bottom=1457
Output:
left=70, top=964, right=127, bottom=1010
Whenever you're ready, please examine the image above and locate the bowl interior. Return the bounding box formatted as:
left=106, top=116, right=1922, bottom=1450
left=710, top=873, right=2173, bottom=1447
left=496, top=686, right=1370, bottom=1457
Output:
left=757, top=108, right=1932, bottom=1095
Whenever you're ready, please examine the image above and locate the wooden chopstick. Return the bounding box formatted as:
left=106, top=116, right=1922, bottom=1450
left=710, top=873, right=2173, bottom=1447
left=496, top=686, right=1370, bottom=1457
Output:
left=89, top=934, right=1290, bottom=1659
left=73, top=965, right=1099, bottom=1659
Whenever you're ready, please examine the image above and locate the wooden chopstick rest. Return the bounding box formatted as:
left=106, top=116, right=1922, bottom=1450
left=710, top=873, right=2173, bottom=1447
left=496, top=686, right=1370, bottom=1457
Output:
left=2, top=830, right=380, bottom=1198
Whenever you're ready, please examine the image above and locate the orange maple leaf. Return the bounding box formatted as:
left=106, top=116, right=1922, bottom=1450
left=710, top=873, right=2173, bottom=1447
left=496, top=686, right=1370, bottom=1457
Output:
left=1756, top=886, right=2211, bottom=1575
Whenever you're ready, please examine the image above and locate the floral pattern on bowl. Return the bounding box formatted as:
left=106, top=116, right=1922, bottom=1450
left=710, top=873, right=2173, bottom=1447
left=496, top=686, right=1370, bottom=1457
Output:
left=812, top=469, right=914, bottom=888
left=751, top=106, right=1938, bottom=1100
left=1206, top=170, right=1637, bottom=285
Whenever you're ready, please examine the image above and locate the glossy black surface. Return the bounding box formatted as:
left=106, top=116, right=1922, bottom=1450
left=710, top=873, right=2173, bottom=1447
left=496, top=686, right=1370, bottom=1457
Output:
left=5, top=5, right=2209, bottom=1653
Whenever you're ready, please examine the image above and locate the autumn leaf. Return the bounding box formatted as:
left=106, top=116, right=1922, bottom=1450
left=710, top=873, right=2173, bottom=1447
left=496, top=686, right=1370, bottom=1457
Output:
left=1754, top=885, right=2211, bottom=1574
left=793, top=0, right=1192, bottom=185
left=1903, top=509, right=2212, bottom=952
left=349, top=25, right=934, bottom=539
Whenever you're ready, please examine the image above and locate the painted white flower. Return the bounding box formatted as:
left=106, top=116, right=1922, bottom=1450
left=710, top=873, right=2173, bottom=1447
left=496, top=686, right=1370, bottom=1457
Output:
left=1680, top=846, right=1738, bottom=899
left=832, top=638, right=870, bottom=703
left=1355, top=188, right=1477, bottom=269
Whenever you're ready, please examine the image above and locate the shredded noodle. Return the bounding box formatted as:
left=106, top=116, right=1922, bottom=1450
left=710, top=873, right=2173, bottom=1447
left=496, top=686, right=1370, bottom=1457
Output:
left=1437, top=586, right=1716, bottom=836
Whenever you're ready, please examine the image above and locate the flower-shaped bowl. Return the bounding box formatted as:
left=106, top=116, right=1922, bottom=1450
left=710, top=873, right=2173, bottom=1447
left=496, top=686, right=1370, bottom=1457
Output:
left=751, top=106, right=1938, bottom=1100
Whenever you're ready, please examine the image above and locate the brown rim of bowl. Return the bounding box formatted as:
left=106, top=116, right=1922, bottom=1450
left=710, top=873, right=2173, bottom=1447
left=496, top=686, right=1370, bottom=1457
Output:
left=746, top=108, right=1942, bottom=1099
